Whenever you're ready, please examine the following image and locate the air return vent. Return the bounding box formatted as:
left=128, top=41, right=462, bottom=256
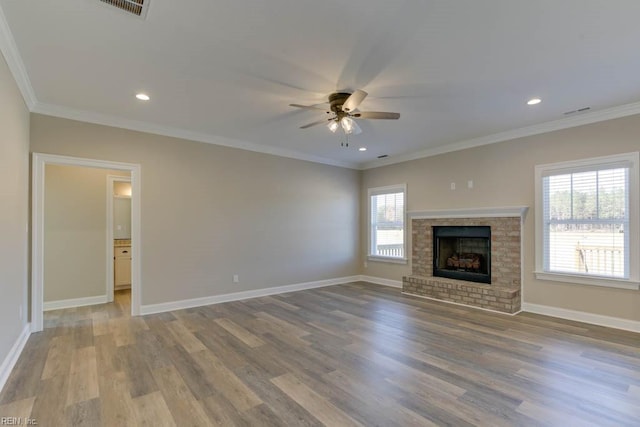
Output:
left=563, top=106, right=591, bottom=116
left=100, top=0, right=149, bottom=18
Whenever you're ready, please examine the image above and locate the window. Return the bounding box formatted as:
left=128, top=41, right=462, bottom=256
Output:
left=535, top=152, right=639, bottom=289
left=368, top=184, right=406, bottom=262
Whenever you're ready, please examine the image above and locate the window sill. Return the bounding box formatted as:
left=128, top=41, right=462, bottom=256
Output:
left=367, top=256, right=408, bottom=265
left=534, top=271, right=640, bottom=290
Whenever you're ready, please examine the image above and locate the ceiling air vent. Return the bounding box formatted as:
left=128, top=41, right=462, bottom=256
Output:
left=100, top=0, right=149, bottom=19
left=563, top=106, right=591, bottom=116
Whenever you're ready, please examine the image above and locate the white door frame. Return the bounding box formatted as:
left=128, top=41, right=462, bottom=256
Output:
left=107, top=175, right=132, bottom=303
left=32, top=153, right=142, bottom=332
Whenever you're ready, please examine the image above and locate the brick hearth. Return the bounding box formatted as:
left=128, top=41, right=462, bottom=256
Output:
left=403, top=215, right=523, bottom=314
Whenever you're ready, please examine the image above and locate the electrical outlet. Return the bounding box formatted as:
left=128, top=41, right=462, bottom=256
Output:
left=468, top=180, right=474, bottom=189
left=233, top=274, right=239, bottom=283
left=450, top=182, right=456, bottom=190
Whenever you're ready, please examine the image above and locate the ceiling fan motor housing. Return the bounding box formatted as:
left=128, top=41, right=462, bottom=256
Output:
left=328, top=92, right=352, bottom=113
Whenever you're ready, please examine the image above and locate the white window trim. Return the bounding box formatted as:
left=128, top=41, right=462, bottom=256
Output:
left=534, top=152, right=640, bottom=290
left=367, top=184, right=408, bottom=264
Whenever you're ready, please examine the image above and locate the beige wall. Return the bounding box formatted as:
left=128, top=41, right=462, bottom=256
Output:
left=31, top=114, right=361, bottom=306
left=361, top=114, right=640, bottom=322
left=44, top=165, right=128, bottom=302
left=0, top=51, right=30, bottom=363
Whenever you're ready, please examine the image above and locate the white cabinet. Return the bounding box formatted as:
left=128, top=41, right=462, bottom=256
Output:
left=114, top=243, right=131, bottom=289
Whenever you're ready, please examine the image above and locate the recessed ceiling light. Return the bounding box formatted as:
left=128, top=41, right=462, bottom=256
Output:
left=359, top=147, right=367, bottom=152
left=136, top=93, right=150, bottom=101
left=527, top=98, right=541, bottom=106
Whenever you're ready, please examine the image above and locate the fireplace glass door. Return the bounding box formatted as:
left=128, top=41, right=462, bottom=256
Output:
left=433, top=226, right=491, bottom=284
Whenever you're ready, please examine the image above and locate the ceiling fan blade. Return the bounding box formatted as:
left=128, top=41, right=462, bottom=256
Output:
left=353, top=111, right=400, bottom=120
left=289, top=104, right=328, bottom=111
left=300, top=118, right=329, bottom=129
left=342, top=90, right=368, bottom=112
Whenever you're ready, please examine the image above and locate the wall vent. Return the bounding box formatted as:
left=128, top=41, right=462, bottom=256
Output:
left=100, top=0, right=149, bottom=19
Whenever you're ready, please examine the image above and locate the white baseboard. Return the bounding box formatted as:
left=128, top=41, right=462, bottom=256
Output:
left=140, top=275, right=362, bottom=315
left=0, top=323, right=31, bottom=393
left=522, top=302, right=640, bottom=333
left=43, top=295, right=108, bottom=311
left=359, top=275, right=403, bottom=288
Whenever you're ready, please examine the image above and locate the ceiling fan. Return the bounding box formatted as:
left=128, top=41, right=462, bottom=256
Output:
left=290, top=90, right=400, bottom=135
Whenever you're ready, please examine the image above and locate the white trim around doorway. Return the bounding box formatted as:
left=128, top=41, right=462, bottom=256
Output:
left=31, top=153, right=142, bottom=332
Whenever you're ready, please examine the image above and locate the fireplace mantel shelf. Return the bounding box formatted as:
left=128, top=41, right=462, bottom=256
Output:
left=408, top=206, right=528, bottom=219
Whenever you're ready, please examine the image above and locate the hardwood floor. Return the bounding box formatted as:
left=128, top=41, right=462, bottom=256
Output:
left=1, top=283, right=639, bottom=426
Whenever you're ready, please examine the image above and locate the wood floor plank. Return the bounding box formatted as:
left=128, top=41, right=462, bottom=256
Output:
left=67, top=397, right=102, bottom=427
left=97, top=371, right=137, bottom=427
left=30, top=373, right=69, bottom=426
left=514, top=366, right=640, bottom=421
left=324, top=369, right=437, bottom=427
left=41, top=335, right=73, bottom=380
left=240, top=403, right=288, bottom=426
left=169, top=310, right=208, bottom=333
left=132, top=391, right=176, bottom=427
left=109, top=316, right=136, bottom=347
left=255, top=311, right=310, bottom=338
left=0, top=396, right=35, bottom=422
left=94, top=333, right=123, bottom=376
left=117, top=344, right=159, bottom=398
left=151, top=365, right=210, bottom=426
left=134, top=330, right=174, bottom=370
left=166, top=319, right=206, bottom=353
left=191, top=350, right=262, bottom=411
left=164, top=344, right=216, bottom=399
left=71, top=319, right=94, bottom=349
left=0, top=332, right=50, bottom=404
left=234, top=364, right=322, bottom=427
left=214, top=318, right=265, bottom=348
left=271, top=372, right=362, bottom=427
left=199, top=394, right=248, bottom=426
left=518, top=400, right=601, bottom=427
left=194, top=325, right=256, bottom=372
left=91, top=311, right=110, bottom=337
left=260, top=295, right=300, bottom=311
left=66, top=346, right=99, bottom=407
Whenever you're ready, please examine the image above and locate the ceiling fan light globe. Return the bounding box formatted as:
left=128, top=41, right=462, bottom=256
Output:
left=341, top=117, right=355, bottom=134
left=328, top=121, right=339, bottom=132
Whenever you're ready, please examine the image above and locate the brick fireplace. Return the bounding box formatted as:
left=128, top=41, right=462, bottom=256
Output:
left=402, top=207, right=527, bottom=314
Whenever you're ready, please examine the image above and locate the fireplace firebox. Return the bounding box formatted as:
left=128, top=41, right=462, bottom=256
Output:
left=433, top=226, right=491, bottom=284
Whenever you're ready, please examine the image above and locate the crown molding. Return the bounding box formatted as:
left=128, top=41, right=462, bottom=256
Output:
left=0, top=4, right=36, bottom=109
left=32, top=101, right=359, bottom=169
left=31, top=96, right=640, bottom=172
left=359, top=100, right=640, bottom=170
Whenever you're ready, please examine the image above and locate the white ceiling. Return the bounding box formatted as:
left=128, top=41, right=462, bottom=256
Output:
left=2, top=0, right=640, bottom=169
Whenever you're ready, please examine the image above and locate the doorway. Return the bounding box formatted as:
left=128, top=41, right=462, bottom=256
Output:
left=107, top=175, right=132, bottom=305
left=32, top=153, right=141, bottom=332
